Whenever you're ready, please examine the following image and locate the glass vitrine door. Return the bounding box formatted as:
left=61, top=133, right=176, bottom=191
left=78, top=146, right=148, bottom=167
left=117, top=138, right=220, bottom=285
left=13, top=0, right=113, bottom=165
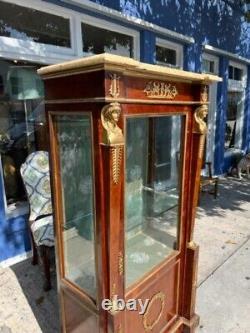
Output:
left=54, top=114, right=97, bottom=300
left=125, top=115, right=183, bottom=287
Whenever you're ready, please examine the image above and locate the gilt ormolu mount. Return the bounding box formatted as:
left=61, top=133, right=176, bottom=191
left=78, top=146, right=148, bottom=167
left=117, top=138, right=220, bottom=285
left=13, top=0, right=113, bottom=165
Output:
left=38, top=54, right=221, bottom=333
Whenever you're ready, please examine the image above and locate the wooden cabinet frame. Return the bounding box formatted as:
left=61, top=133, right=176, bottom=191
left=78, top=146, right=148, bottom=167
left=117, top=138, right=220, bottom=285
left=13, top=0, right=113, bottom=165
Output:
left=39, top=54, right=221, bottom=333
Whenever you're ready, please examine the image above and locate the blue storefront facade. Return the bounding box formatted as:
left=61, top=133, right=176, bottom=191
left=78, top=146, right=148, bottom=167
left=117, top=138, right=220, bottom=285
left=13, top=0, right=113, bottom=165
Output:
left=0, top=0, right=249, bottom=264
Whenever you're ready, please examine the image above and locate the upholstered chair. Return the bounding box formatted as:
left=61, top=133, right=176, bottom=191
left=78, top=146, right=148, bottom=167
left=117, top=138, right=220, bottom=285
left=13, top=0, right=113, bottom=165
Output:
left=20, top=151, right=54, bottom=291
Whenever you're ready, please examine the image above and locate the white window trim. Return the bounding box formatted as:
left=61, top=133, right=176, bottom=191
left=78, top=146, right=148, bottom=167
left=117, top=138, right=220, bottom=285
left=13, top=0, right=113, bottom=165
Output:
left=79, top=12, right=140, bottom=60
left=202, top=53, right=219, bottom=74
left=0, top=0, right=140, bottom=64
left=0, top=0, right=140, bottom=217
left=228, top=60, right=247, bottom=91
left=227, top=61, right=247, bottom=150
left=202, top=53, right=219, bottom=173
left=64, top=0, right=194, bottom=44
left=155, top=38, right=183, bottom=69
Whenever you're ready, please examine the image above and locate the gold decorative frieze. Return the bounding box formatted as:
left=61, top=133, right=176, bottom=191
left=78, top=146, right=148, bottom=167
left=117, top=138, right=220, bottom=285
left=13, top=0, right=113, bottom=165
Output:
left=144, top=81, right=178, bottom=99
left=193, top=105, right=208, bottom=135
left=101, top=102, right=124, bottom=145
left=198, top=135, right=206, bottom=159
left=111, top=283, right=116, bottom=297
left=187, top=241, right=198, bottom=250
left=110, top=283, right=120, bottom=313
left=109, top=73, right=120, bottom=98
left=118, top=252, right=124, bottom=275
left=116, top=324, right=123, bottom=333
left=200, top=85, right=208, bottom=103
left=111, top=146, right=123, bottom=184
left=143, top=292, right=166, bottom=331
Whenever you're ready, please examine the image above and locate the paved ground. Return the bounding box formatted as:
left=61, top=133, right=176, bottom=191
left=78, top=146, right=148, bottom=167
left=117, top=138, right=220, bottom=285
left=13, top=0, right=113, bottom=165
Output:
left=195, top=177, right=250, bottom=333
left=0, top=177, right=249, bottom=333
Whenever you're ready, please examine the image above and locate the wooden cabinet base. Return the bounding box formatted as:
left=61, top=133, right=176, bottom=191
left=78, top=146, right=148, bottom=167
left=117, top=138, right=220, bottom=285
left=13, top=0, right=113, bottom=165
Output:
left=162, top=314, right=199, bottom=333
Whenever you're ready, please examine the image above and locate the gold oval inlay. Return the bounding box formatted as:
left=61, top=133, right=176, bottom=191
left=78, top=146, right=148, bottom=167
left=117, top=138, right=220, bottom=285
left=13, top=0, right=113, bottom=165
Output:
left=143, top=291, right=166, bottom=331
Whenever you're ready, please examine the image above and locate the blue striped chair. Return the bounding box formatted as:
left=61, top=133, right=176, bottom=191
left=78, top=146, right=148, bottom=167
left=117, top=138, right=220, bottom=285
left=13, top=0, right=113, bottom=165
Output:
left=20, top=151, right=54, bottom=291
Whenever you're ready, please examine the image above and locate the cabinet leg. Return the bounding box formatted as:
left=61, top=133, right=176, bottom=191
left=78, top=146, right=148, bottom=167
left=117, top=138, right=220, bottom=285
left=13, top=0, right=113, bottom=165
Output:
left=182, top=314, right=200, bottom=333
left=30, top=231, right=38, bottom=266
left=40, top=245, right=51, bottom=291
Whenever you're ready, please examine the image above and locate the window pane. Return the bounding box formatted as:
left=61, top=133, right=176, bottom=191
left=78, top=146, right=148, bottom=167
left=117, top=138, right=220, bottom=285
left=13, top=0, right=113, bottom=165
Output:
left=234, top=67, right=243, bottom=81
left=156, top=45, right=177, bottom=66
left=81, top=23, right=133, bottom=57
left=225, top=91, right=242, bottom=149
left=229, top=66, right=243, bottom=81
left=0, top=1, right=71, bottom=47
left=55, top=115, right=96, bottom=299
left=125, top=115, right=183, bottom=287
left=229, top=65, right=233, bottom=79
left=209, top=61, right=215, bottom=73
left=0, top=59, right=45, bottom=207
left=202, top=59, right=215, bottom=74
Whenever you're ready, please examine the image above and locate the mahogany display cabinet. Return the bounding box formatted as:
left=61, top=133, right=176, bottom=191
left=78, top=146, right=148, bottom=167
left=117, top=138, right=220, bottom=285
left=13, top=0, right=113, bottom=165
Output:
left=38, top=54, right=220, bottom=333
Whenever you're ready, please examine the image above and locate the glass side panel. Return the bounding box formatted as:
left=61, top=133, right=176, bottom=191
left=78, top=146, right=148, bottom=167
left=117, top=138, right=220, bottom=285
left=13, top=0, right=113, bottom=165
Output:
left=55, top=114, right=96, bottom=299
left=125, top=115, right=183, bottom=287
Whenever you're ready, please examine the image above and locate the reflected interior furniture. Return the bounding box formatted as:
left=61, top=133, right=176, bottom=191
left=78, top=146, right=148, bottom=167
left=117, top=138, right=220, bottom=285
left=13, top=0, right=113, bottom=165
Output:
left=20, top=151, right=54, bottom=291
left=38, top=54, right=220, bottom=332
left=200, top=162, right=219, bottom=199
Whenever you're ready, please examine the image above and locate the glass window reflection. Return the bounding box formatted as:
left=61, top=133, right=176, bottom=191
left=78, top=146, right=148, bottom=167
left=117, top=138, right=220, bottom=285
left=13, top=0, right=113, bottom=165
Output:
left=81, top=23, right=133, bottom=58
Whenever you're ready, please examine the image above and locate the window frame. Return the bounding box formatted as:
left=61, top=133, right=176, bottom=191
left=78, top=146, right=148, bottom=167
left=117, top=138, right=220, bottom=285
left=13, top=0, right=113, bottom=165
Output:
left=226, top=60, right=247, bottom=150
left=0, top=0, right=140, bottom=65
left=201, top=53, right=219, bottom=173
left=79, top=12, right=140, bottom=60
left=0, top=0, right=140, bottom=218
left=0, top=0, right=78, bottom=64
left=155, top=38, right=183, bottom=69
left=228, top=61, right=247, bottom=91
left=202, top=53, right=219, bottom=75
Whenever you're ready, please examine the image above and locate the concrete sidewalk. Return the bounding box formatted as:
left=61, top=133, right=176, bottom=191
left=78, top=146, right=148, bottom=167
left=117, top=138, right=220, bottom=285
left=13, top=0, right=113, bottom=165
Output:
left=195, top=177, right=250, bottom=333
left=0, top=177, right=249, bottom=333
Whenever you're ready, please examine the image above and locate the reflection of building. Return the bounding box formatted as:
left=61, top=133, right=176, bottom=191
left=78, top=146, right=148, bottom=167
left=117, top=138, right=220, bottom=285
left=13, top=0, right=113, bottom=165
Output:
left=0, top=0, right=249, bottom=264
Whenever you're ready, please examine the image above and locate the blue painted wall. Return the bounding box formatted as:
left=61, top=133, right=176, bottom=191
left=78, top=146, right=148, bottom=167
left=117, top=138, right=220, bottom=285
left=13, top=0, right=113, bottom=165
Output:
left=84, top=0, right=250, bottom=58
left=0, top=171, right=30, bottom=262
left=0, top=214, right=30, bottom=262
left=140, top=31, right=155, bottom=63
left=214, top=57, right=229, bottom=175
